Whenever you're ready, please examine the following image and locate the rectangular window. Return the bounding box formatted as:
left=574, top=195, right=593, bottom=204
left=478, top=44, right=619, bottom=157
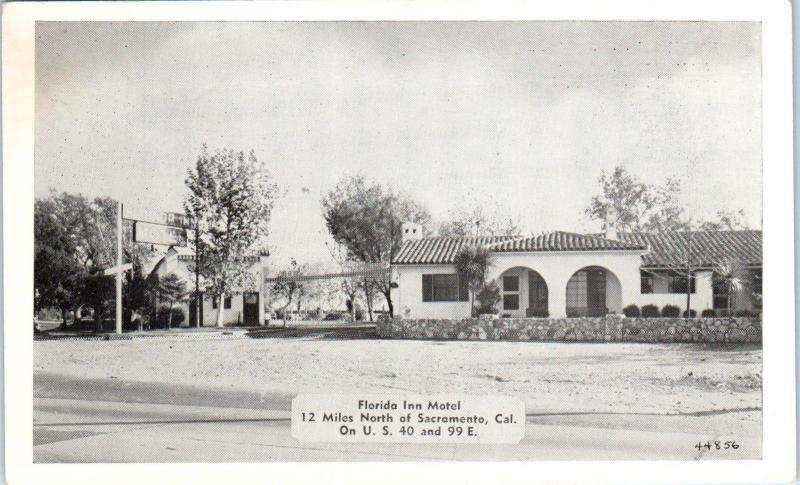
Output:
left=503, top=294, right=519, bottom=310
left=668, top=273, right=695, bottom=294
left=422, top=274, right=468, bottom=302
left=503, top=276, right=519, bottom=292
left=212, top=296, right=232, bottom=309
left=640, top=272, right=654, bottom=294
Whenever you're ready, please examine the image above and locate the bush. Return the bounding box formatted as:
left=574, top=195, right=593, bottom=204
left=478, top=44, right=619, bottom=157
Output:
left=683, top=309, right=697, bottom=318
left=475, top=281, right=501, bottom=315
left=156, top=306, right=185, bottom=328
left=526, top=308, right=549, bottom=318
left=661, top=304, right=681, bottom=318
left=641, top=304, right=660, bottom=318
left=623, top=304, right=641, bottom=317
left=735, top=310, right=757, bottom=317
left=701, top=309, right=716, bottom=318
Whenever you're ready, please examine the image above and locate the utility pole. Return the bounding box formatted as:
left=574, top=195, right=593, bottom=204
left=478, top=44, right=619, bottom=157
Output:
left=195, top=219, right=201, bottom=328
left=116, top=201, right=123, bottom=334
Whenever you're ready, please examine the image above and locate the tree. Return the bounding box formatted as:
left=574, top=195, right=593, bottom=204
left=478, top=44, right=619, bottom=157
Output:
left=586, top=166, right=690, bottom=232
left=321, top=174, right=430, bottom=317
left=646, top=230, right=706, bottom=316
left=697, top=209, right=749, bottom=231
left=270, top=258, right=304, bottom=324
left=184, top=146, right=278, bottom=327
left=157, top=273, right=187, bottom=330
left=453, top=245, right=492, bottom=317
left=713, top=258, right=751, bottom=316
left=439, top=206, right=521, bottom=237
left=34, top=197, right=83, bottom=328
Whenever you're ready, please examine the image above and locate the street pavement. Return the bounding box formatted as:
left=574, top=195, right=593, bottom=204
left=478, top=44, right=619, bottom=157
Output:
left=33, top=373, right=760, bottom=462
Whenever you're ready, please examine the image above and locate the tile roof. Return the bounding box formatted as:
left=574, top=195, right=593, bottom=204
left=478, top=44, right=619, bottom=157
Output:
left=488, top=231, right=647, bottom=253
left=614, top=230, right=762, bottom=268
left=392, top=236, right=518, bottom=265
left=392, top=232, right=645, bottom=264
left=391, top=230, right=763, bottom=267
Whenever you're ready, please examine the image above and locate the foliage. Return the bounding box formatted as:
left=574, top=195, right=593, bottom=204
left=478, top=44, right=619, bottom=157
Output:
left=184, top=145, right=278, bottom=326
left=661, top=304, right=681, bottom=317
left=157, top=273, right=187, bottom=329
left=697, top=209, right=749, bottom=231
left=321, top=174, right=430, bottom=316
left=475, top=281, right=501, bottom=315
left=454, top=245, right=492, bottom=316
left=157, top=306, right=185, bottom=328
left=641, top=304, right=660, bottom=318
left=701, top=309, right=716, bottom=318
left=527, top=308, right=549, bottom=318
left=623, top=304, right=641, bottom=317
left=439, top=206, right=520, bottom=237
left=585, top=166, right=689, bottom=232
left=713, top=258, right=751, bottom=315
left=683, top=309, right=697, bottom=318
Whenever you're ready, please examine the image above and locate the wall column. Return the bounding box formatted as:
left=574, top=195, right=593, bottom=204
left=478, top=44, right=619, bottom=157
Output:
left=546, top=274, right=568, bottom=318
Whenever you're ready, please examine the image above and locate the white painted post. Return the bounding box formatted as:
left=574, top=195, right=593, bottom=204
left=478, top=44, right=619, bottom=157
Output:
left=116, top=202, right=123, bottom=334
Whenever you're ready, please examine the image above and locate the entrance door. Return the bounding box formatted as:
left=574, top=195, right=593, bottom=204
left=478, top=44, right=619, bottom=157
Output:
left=527, top=271, right=548, bottom=315
left=586, top=268, right=607, bottom=316
left=243, top=292, right=259, bottom=325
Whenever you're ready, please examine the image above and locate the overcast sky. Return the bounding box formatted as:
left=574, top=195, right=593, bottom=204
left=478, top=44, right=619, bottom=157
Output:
left=35, top=21, right=761, bottom=267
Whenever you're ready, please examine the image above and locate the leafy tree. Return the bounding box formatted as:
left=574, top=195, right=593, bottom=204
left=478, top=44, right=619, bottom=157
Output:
left=34, top=198, right=84, bottom=328
left=270, top=258, right=304, bottom=324
left=321, top=174, right=430, bottom=317
left=454, top=245, right=492, bottom=317
left=586, top=166, right=690, bottom=232
left=184, top=146, right=278, bottom=327
left=157, top=273, right=187, bottom=329
left=697, top=209, right=750, bottom=231
left=439, top=206, right=521, bottom=237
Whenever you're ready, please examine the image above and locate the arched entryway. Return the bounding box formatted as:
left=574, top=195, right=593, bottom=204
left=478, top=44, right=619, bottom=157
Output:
left=498, top=267, right=549, bottom=317
left=565, top=266, right=622, bottom=317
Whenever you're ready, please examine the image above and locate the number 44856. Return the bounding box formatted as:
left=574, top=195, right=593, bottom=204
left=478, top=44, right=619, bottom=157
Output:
left=695, top=440, right=739, bottom=451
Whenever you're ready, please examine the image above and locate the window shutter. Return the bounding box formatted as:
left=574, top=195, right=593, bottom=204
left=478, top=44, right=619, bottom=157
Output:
left=458, top=274, right=469, bottom=302
left=422, top=275, right=433, bottom=302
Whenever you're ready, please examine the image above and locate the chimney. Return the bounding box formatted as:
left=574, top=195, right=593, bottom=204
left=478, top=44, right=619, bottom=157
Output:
left=402, top=222, right=423, bottom=242
left=605, top=206, right=618, bottom=240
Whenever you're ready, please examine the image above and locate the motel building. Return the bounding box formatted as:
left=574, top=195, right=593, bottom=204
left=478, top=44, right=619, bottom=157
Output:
left=390, top=222, right=762, bottom=319
left=148, top=246, right=270, bottom=326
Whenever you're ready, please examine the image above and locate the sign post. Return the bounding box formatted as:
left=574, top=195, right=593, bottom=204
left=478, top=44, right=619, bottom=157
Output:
left=116, top=202, right=123, bottom=334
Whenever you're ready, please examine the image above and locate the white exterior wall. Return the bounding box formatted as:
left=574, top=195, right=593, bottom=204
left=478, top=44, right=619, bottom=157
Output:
left=392, top=264, right=471, bottom=319
left=152, top=251, right=268, bottom=327
left=393, top=251, right=646, bottom=319
left=633, top=271, right=714, bottom=314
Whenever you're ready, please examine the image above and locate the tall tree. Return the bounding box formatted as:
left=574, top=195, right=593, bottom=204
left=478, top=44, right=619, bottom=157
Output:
left=184, top=146, right=278, bottom=327
left=157, top=273, right=187, bottom=330
left=697, top=209, right=750, bottom=231
left=321, top=174, right=430, bottom=317
left=439, top=206, right=521, bottom=237
left=585, top=166, right=690, bottom=232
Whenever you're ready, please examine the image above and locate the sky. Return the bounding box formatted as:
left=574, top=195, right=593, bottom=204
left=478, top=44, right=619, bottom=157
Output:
left=35, top=21, right=762, bottom=267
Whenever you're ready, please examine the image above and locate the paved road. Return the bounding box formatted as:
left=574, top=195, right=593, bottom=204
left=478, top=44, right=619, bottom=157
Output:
left=34, top=374, right=760, bottom=463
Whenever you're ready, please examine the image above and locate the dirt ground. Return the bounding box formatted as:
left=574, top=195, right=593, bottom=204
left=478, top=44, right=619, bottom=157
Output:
left=34, top=336, right=761, bottom=420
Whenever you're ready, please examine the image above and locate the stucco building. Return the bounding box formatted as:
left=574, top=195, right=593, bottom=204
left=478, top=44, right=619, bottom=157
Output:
left=390, top=223, right=762, bottom=319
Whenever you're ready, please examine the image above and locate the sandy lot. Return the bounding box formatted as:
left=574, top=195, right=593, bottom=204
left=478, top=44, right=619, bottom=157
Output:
left=35, top=336, right=761, bottom=418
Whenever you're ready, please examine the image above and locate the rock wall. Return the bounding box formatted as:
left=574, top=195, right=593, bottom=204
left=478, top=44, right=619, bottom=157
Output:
left=376, top=315, right=761, bottom=343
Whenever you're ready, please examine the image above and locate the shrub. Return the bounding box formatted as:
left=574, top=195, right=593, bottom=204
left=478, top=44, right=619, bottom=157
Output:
left=683, top=309, right=697, bottom=318
left=661, top=304, right=681, bottom=318
left=701, top=309, right=716, bottom=318
left=623, top=304, right=641, bottom=317
left=641, top=304, right=660, bottom=318
left=156, top=306, right=185, bottom=328
left=735, top=310, right=757, bottom=317
left=475, top=281, right=501, bottom=315
left=526, top=308, right=549, bottom=318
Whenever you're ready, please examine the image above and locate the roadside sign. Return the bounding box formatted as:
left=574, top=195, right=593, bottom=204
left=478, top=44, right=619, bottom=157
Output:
left=133, top=221, right=188, bottom=246
left=103, top=263, right=133, bottom=276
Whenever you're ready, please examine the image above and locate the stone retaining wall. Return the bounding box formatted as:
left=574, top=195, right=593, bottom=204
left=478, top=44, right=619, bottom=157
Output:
left=376, top=315, right=761, bottom=343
